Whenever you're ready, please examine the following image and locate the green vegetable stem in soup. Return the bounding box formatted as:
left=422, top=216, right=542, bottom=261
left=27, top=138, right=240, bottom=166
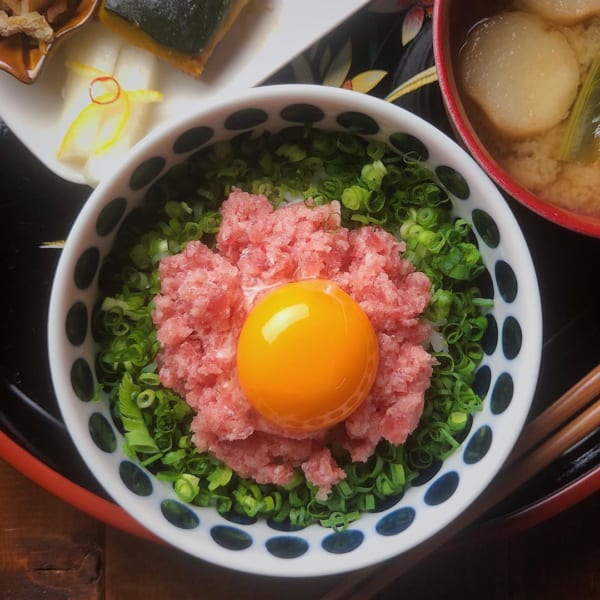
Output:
left=95, top=127, right=491, bottom=530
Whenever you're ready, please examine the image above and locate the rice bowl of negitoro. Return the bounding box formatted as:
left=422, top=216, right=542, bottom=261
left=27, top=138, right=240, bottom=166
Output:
left=48, top=84, right=542, bottom=576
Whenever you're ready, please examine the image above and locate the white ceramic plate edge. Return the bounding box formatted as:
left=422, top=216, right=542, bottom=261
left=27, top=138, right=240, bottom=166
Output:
left=0, top=0, right=370, bottom=185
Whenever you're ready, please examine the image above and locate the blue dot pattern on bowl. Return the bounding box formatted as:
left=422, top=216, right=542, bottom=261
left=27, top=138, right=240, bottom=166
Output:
left=463, top=426, right=493, bottom=465
left=173, top=126, right=214, bottom=154
left=89, top=412, right=116, bottom=453
left=280, top=103, right=324, bottom=123
left=68, top=103, right=530, bottom=570
left=129, top=157, right=166, bottom=191
left=502, top=316, right=522, bottom=359
left=225, top=108, right=268, bottom=130
left=491, top=372, right=514, bottom=415
left=222, top=511, right=257, bottom=526
left=388, top=132, right=428, bottom=160
left=74, top=247, right=100, bottom=290
left=211, top=525, right=253, bottom=551
left=266, top=518, right=306, bottom=532
left=424, top=471, right=459, bottom=506
left=119, top=460, right=153, bottom=496
left=161, top=499, right=200, bottom=529
left=482, top=314, right=498, bottom=355
left=436, top=165, right=470, bottom=200
left=375, top=507, right=415, bottom=536
left=265, top=536, right=309, bottom=559
left=495, top=261, right=518, bottom=302
left=337, top=111, right=379, bottom=135
left=70, top=358, right=94, bottom=402
left=96, top=197, right=127, bottom=236
left=472, top=208, right=500, bottom=248
left=410, top=459, right=442, bottom=487
left=476, top=267, right=495, bottom=302
left=65, top=302, right=87, bottom=346
left=91, top=298, right=106, bottom=343
left=472, top=365, right=492, bottom=400
left=321, top=530, right=364, bottom=554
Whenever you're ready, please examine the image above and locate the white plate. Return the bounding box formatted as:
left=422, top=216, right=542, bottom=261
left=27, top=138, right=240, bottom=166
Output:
left=0, top=0, right=369, bottom=185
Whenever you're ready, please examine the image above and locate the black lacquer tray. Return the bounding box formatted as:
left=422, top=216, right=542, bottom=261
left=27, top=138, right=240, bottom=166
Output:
left=1, top=5, right=598, bottom=538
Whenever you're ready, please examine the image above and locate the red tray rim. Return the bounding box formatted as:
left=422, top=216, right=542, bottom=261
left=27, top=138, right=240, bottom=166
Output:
left=2, top=429, right=598, bottom=547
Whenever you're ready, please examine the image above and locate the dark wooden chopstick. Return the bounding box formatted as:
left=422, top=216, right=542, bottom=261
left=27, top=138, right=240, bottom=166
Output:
left=321, top=365, right=600, bottom=600
left=499, top=399, right=600, bottom=498
left=506, top=364, right=600, bottom=465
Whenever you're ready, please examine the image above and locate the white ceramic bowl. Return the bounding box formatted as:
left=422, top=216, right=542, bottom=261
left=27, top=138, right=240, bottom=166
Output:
left=48, top=84, right=542, bottom=576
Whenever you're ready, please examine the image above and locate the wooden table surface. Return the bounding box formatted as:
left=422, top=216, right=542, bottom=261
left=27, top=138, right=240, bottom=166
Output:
left=1, top=458, right=597, bottom=599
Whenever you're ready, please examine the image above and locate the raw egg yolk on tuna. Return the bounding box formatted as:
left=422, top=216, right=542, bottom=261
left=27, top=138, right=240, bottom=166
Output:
left=236, top=279, right=379, bottom=433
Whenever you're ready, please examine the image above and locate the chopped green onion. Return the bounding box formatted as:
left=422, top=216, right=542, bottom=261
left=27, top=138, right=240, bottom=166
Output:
left=207, top=466, right=233, bottom=491
left=175, top=474, right=200, bottom=503
left=341, top=185, right=370, bottom=210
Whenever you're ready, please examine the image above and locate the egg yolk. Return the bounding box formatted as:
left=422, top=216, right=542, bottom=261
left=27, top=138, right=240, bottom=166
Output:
left=236, top=279, right=379, bottom=433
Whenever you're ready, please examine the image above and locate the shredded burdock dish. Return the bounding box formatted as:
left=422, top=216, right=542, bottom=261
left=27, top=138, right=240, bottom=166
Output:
left=0, top=0, right=74, bottom=48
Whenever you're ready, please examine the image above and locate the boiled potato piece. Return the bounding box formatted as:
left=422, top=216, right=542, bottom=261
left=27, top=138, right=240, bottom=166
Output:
left=516, top=0, right=600, bottom=24
left=460, top=11, right=579, bottom=139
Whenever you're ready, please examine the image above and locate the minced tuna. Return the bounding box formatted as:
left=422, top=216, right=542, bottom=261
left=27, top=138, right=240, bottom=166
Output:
left=153, top=189, right=433, bottom=498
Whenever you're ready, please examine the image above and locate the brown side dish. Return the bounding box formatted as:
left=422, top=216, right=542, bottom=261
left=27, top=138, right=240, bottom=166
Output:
left=0, top=0, right=98, bottom=83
